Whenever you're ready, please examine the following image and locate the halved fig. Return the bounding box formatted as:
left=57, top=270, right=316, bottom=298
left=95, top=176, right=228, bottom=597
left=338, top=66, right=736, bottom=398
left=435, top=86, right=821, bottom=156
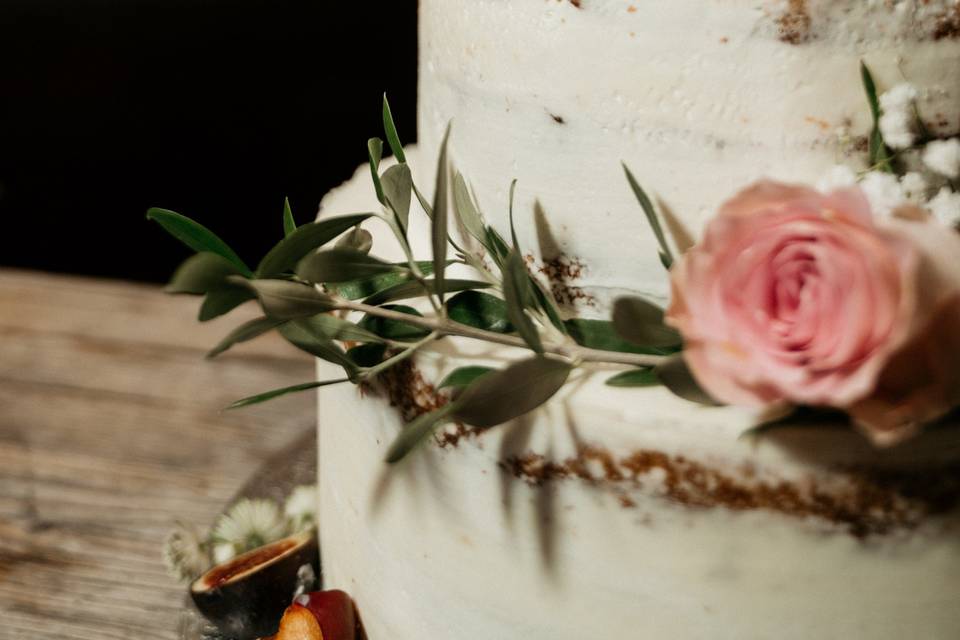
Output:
left=190, top=530, right=319, bottom=639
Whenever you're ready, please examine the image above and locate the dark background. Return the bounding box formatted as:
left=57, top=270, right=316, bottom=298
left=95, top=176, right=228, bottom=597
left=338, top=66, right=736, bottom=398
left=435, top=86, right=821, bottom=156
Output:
left=0, top=1, right=418, bottom=283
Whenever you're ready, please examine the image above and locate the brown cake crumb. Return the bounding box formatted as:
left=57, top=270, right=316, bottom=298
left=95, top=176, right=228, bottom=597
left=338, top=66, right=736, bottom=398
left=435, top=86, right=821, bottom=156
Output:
left=932, top=6, right=960, bottom=40
left=502, top=444, right=960, bottom=538
left=777, top=0, right=812, bottom=45
left=525, top=253, right=597, bottom=308
left=568, top=0, right=581, bottom=8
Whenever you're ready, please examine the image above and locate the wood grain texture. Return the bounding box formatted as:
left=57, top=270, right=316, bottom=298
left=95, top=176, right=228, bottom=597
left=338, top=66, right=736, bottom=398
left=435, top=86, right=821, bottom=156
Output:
left=0, top=269, right=315, bottom=639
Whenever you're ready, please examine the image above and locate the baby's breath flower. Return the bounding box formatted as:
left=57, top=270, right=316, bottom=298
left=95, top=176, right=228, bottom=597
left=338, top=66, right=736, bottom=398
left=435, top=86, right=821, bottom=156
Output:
left=922, top=138, right=960, bottom=180
left=211, top=499, right=288, bottom=554
left=900, top=172, right=929, bottom=204
left=284, top=485, right=318, bottom=532
left=860, top=171, right=905, bottom=218
left=878, top=84, right=919, bottom=150
left=162, top=521, right=210, bottom=583
left=928, top=187, right=960, bottom=229
left=816, top=164, right=857, bottom=193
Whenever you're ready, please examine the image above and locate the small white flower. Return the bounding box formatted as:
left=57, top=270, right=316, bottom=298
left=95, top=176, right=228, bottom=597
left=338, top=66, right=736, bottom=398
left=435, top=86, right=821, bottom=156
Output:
left=162, top=521, right=210, bottom=583
left=816, top=164, right=857, bottom=193
left=213, top=542, right=238, bottom=565
left=900, top=172, right=929, bottom=204
left=922, top=138, right=960, bottom=179
left=284, top=485, right=318, bottom=532
left=211, top=499, right=288, bottom=553
left=860, top=171, right=905, bottom=218
left=878, top=83, right=919, bottom=150
left=928, top=187, right=960, bottom=229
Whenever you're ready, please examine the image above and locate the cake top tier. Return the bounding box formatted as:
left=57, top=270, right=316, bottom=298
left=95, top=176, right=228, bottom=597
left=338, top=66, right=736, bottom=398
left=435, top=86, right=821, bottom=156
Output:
left=418, top=0, right=960, bottom=307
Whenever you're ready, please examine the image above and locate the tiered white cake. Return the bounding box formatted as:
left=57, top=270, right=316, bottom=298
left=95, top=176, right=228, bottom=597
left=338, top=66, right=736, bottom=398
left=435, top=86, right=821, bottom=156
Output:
left=317, top=1, right=960, bottom=638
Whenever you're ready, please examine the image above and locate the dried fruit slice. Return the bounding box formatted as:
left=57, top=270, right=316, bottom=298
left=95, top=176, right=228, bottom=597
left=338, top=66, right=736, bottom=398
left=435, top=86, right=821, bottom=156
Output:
left=295, top=590, right=357, bottom=640
left=261, top=603, right=323, bottom=640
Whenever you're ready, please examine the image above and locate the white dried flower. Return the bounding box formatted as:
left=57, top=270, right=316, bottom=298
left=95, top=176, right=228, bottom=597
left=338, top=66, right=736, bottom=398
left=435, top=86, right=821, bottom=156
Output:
left=922, top=138, right=960, bottom=179
left=211, top=498, right=288, bottom=553
left=928, top=187, right=960, bottom=229
left=162, top=521, right=210, bottom=583
left=900, top=172, right=929, bottom=204
left=860, top=171, right=905, bottom=218
left=284, top=484, right=318, bottom=532
left=213, top=542, right=238, bottom=565
left=878, top=84, right=919, bottom=150
left=816, top=164, right=857, bottom=193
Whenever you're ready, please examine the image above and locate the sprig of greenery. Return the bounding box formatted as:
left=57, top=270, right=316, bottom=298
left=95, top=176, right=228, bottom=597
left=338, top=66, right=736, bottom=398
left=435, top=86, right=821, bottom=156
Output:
left=151, top=97, right=698, bottom=464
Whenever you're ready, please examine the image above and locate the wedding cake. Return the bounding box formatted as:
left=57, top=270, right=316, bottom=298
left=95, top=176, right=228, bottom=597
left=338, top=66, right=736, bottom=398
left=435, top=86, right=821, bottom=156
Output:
left=313, top=1, right=960, bottom=638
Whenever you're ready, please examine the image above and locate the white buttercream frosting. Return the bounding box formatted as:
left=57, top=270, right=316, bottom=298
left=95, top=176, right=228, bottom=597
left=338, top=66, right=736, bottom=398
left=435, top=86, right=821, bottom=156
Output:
left=314, top=2, right=960, bottom=637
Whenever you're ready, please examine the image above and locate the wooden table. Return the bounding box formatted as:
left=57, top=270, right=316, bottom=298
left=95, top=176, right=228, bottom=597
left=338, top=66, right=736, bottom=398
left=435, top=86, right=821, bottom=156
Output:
left=0, top=269, right=315, bottom=639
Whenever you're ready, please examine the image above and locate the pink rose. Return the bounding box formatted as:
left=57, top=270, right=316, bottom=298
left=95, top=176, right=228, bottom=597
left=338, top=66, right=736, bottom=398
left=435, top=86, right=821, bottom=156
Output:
left=666, top=180, right=960, bottom=446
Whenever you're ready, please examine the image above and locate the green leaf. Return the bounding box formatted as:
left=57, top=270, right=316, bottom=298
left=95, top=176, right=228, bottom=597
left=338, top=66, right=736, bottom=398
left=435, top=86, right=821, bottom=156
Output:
left=611, top=296, right=682, bottom=348
left=358, top=305, right=431, bottom=342
left=381, top=163, right=413, bottom=233
left=453, top=172, right=487, bottom=248
left=198, top=286, right=255, bottom=322
left=508, top=178, right=520, bottom=249
left=530, top=277, right=568, bottom=335
left=485, top=225, right=511, bottom=268
left=295, top=314, right=382, bottom=344
left=166, top=252, right=246, bottom=294
left=622, top=164, right=674, bottom=270
left=446, top=290, right=513, bottom=333
left=347, top=343, right=387, bottom=368
left=452, top=356, right=571, bottom=427
left=565, top=318, right=677, bottom=356
left=502, top=250, right=543, bottom=353
left=278, top=321, right=357, bottom=371
left=227, top=378, right=349, bottom=410
left=256, top=213, right=375, bottom=277
left=233, top=278, right=337, bottom=320
left=282, top=198, right=296, bottom=237
left=432, top=124, right=452, bottom=304
left=296, top=248, right=403, bottom=284
left=362, top=278, right=491, bottom=306
left=382, top=93, right=407, bottom=164
left=328, top=261, right=435, bottom=300
left=438, top=366, right=494, bottom=390
left=605, top=368, right=659, bottom=388
left=368, top=137, right=385, bottom=204
left=334, top=226, right=373, bottom=254
left=385, top=404, right=456, bottom=464
left=147, top=208, right=252, bottom=277
left=207, top=316, right=286, bottom=359
left=654, top=354, right=719, bottom=406
left=861, top=61, right=895, bottom=173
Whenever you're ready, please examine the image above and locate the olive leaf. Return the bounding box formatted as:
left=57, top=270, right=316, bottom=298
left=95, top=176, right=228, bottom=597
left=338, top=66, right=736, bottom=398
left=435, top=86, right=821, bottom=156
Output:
left=508, top=178, right=520, bottom=249
left=335, top=226, right=373, bottom=254
left=367, top=137, right=385, bottom=204
left=432, top=124, right=452, bottom=303
left=347, top=342, right=387, bottom=368
left=231, top=277, right=337, bottom=320
left=198, top=286, right=255, bottom=322
left=502, top=250, right=543, bottom=353
left=381, top=163, right=413, bottom=233
left=530, top=277, right=568, bottom=335
left=611, top=296, right=682, bottom=348
left=861, top=61, right=895, bottom=174
left=566, top=318, right=676, bottom=356
left=382, top=93, right=407, bottom=164
left=385, top=404, right=456, bottom=464
left=256, top=212, right=375, bottom=277
left=362, top=278, right=490, bottom=306
left=654, top=354, right=719, bottom=406
left=605, top=368, right=659, bottom=388
left=227, top=378, right=350, bottom=410
left=328, top=261, right=435, bottom=300
left=207, top=316, right=286, bottom=359
left=485, top=225, right=511, bottom=268
left=451, top=356, right=571, bottom=427
left=446, top=290, right=513, bottom=333
left=622, top=164, right=674, bottom=270
left=166, top=252, right=247, bottom=295
left=282, top=197, right=296, bottom=237
left=295, top=248, right=404, bottom=284
left=358, top=304, right=431, bottom=342
left=147, top=208, right=252, bottom=277
left=437, top=366, right=494, bottom=390
left=294, top=314, right=382, bottom=344
left=277, top=321, right=357, bottom=372
left=452, top=172, right=487, bottom=248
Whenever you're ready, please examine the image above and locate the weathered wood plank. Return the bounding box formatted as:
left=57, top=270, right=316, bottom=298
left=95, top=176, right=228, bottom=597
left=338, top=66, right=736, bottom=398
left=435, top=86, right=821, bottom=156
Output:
left=0, top=269, right=316, bottom=639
